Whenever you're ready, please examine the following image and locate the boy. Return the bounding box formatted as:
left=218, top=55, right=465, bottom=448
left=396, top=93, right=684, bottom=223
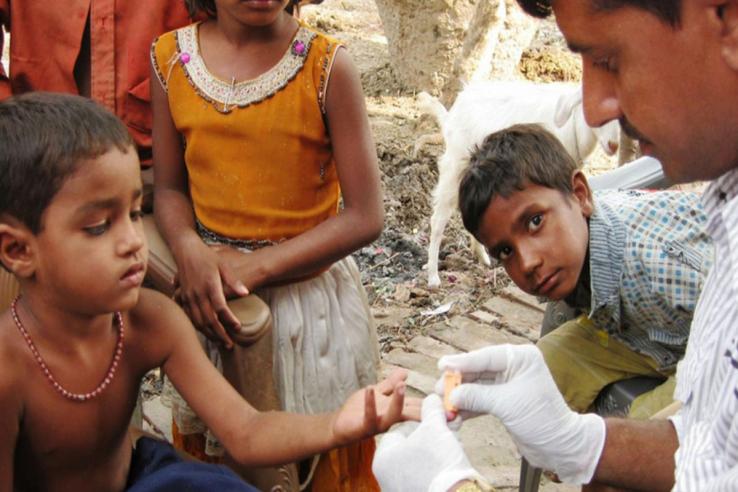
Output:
left=0, top=92, right=417, bottom=491
left=457, top=124, right=713, bottom=417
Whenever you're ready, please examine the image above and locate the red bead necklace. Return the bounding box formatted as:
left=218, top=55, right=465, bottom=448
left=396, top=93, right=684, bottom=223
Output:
left=10, top=296, right=125, bottom=402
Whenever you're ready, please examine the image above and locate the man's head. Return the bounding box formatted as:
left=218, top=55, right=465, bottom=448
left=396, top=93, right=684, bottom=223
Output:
left=459, top=124, right=593, bottom=300
left=515, top=0, right=738, bottom=183
left=0, top=93, right=133, bottom=234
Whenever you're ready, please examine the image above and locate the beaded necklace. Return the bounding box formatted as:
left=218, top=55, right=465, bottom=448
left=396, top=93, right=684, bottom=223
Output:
left=10, top=296, right=125, bottom=402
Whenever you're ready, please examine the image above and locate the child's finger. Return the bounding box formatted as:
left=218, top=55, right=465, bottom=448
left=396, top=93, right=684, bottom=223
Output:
left=375, top=368, right=408, bottom=396
left=401, top=396, right=422, bottom=422
left=200, top=297, right=235, bottom=349
left=220, top=266, right=249, bottom=298
left=378, top=383, right=405, bottom=432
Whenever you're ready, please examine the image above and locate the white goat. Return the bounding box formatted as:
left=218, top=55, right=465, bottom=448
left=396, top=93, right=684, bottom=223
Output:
left=421, top=80, right=620, bottom=288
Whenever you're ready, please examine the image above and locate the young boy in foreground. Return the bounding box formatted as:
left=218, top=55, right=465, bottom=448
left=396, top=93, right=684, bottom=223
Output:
left=0, top=92, right=418, bottom=491
left=458, top=124, right=713, bottom=417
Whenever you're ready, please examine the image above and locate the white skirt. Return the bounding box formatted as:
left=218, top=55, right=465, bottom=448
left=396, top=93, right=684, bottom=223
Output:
left=165, top=256, right=380, bottom=455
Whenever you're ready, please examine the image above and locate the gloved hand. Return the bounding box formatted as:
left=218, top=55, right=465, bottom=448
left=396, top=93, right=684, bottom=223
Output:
left=372, top=394, right=483, bottom=492
left=437, top=344, right=606, bottom=485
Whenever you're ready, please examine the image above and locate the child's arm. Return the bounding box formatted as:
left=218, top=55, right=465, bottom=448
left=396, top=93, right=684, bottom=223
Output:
left=140, top=290, right=418, bottom=465
left=150, top=64, right=244, bottom=348
left=213, top=48, right=383, bottom=290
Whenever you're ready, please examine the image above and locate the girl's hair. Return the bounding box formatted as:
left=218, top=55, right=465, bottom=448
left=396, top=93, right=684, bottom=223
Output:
left=185, top=0, right=217, bottom=18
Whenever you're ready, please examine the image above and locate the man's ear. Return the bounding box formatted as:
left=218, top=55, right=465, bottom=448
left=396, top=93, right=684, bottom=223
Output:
left=571, top=171, right=594, bottom=218
left=0, top=219, right=36, bottom=278
left=713, top=1, right=738, bottom=70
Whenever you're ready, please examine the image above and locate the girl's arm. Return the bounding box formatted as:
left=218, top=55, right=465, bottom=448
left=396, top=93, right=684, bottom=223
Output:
left=138, top=290, right=415, bottom=466
left=150, top=64, right=244, bottom=348
left=217, top=48, right=383, bottom=289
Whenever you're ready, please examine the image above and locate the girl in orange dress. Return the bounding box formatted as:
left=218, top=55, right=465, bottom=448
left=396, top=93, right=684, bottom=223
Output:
left=150, top=1, right=382, bottom=490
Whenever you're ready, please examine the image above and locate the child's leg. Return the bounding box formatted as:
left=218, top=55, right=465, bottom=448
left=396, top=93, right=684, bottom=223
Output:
left=537, top=315, right=666, bottom=412
left=127, top=437, right=259, bottom=491
left=627, top=376, right=677, bottom=420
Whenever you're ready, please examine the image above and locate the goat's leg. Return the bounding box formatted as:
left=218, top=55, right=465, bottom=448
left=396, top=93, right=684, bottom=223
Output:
left=469, top=234, right=491, bottom=266
left=427, top=162, right=460, bottom=288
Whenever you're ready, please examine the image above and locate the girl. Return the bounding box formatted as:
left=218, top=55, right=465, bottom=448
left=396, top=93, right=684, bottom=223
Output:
left=150, top=0, right=382, bottom=490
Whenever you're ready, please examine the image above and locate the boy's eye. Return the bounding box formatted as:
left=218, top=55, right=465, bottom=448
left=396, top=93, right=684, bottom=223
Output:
left=496, top=246, right=513, bottom=261
left=83, top=220, right=110, bottom=236
left=528, top=213, right=543, bottom=231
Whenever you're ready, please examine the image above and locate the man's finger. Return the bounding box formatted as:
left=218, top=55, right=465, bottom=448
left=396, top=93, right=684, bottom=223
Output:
left=364, top=387, right=378, bottom=434
left=420, top=394, right=448, bottom=427
left=439, top=345, right=511, bottom=374
left=450, top=383, right=500, bottom=415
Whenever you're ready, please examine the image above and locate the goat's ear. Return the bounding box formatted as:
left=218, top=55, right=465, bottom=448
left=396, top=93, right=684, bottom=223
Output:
left=554, top=89, right=582, bottom=127
left=716, top=1, right=738, bottom=71
left=571, top=171, right=594, bottom=218
left=0, top=218, right=36, bottom=279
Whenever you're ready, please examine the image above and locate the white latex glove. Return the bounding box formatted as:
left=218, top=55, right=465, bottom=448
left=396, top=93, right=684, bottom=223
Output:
left=372, top=394, right=483, bottom=492
left=437, top=344, right=606, bottom=485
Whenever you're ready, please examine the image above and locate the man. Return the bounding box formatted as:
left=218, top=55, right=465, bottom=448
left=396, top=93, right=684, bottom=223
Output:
left=372, top=1, right=738, bottom=490
left=0, top=1, right=194, bottom=166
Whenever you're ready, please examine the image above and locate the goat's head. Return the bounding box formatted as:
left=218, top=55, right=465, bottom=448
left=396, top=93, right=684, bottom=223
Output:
left=554, top=87, right=619, bottom=157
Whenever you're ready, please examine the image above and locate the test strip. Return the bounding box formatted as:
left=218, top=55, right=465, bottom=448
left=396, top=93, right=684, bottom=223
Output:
left=443, top=370, right=462, bottom=413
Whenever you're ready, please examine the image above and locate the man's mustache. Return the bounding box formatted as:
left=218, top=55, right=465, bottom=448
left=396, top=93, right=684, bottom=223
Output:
left=619, top=117, right=649, bottom=143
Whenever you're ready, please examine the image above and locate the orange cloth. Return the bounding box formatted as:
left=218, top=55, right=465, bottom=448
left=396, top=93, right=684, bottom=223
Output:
left=174, top=419, right=379, bottom=492
left=0, top=0, right=192, bottom=164
left=310, top=438, right=380, bottom=492
left=151, top=22, right=341, bottom=241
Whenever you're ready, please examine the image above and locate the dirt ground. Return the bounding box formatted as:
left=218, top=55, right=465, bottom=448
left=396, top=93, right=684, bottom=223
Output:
left=300, top=0, right=617, bottom=354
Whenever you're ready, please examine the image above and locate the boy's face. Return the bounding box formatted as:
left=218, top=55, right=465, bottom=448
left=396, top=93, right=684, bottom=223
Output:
left=31, top=146, right=148, bottom=314
left=552, top=0, right=738, bottom=183
left=477, top=173, right=593, bottom=301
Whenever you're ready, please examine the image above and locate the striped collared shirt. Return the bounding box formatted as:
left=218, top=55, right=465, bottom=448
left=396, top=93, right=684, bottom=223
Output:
left=586, top=190, right=713, bottom=371
left=671, top=168, right=738, bottom=490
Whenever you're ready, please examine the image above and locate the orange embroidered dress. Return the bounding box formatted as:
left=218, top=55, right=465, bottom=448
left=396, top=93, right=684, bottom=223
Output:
left=152, top=22, right=380, bottom=491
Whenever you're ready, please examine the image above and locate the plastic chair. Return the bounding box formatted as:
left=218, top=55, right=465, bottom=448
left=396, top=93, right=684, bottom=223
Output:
left=519, top=157, right=669, bottom=492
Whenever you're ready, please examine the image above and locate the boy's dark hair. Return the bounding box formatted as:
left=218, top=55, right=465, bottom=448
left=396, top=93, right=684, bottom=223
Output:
left=0, top=92, right=133, bottom=233
left=516, top=0, right=682, bottom=27
left=459, top=124, right=578, bottom=239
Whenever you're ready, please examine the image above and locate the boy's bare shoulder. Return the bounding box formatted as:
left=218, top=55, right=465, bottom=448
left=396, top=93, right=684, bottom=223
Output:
left=127, top=288, right=193, bottom=345
left=0, top=311, right=26, bottom=406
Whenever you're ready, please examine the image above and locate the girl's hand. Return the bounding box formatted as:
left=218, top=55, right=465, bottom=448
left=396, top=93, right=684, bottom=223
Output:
left=211, top=244, right=269, bottom=295
left=330, top=369, right=421, bottom=446
left=174, top=239, right=249, bottom=348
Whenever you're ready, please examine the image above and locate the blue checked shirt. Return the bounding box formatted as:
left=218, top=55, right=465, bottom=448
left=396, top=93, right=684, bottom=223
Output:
left=586, top=190, right=714, bottom=371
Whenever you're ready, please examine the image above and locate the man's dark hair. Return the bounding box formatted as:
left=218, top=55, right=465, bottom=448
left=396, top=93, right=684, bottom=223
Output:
left=459, top=124, right=578, bottom=239
left=516, top=0, right=682, bottom=27
left=0, top=93, right=133, bottom=233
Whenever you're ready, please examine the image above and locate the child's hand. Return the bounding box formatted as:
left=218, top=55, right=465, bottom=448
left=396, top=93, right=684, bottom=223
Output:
left=173, top=240, right=248, bottom=348
left=330, top=368, right=422, bottom=446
